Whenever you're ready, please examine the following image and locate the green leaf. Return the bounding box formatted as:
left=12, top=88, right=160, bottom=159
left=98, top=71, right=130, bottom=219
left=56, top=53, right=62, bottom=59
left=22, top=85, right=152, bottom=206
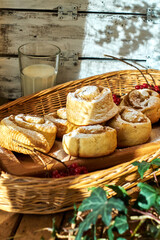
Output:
left=76, top=188, right=127, bottom=240
left=117, top=238, right=127, bottom=240
left=107, top=197, right=128, bottom=215
left=132, top=161, right=151, bottom=179
left=88, top=186, right=97, bottom=192
left=106, top=185, right=130, bottom=205
left=52, top=218, right=56, bottom=237
left=100, top=198, right=127, bottom=227
left=151, top=158, right=160, bottom=166
left=83, top=236, right=92, bottom=240
left=75, top=209, right=99, bottom=240
left=78, top=187, right=107, bottom=212
left=114, top=215, right=129, bottom=234
left=107, top=225, right=114, bottom=240
left=70, top=203, right=78, bottom=224
left=137, top=182, right=158, bottom=209
left=88, top=186, right=109, bottom=196
left=155, top=195, right=160, bottom=214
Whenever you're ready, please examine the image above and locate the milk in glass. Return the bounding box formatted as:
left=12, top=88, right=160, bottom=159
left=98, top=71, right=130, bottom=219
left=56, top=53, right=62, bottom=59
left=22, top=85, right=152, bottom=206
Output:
left=21, top=64, right=57, bottom=96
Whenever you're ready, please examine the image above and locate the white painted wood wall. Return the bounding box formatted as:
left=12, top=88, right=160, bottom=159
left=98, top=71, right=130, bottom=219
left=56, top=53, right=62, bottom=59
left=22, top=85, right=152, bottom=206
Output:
left=0, top=0, right=160, bottom=99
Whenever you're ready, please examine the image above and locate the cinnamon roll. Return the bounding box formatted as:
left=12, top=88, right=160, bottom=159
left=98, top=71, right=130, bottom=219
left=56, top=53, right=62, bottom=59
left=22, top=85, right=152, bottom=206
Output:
left=62, top=125, right=117, bottom=157
left=66, top=85, right=118, bottom=125
left=120, top=89, right=160, bottom=124
left=44, top=109, right=78, bottom=139
left=107, top=107, right=152, bottom=147
left=0, top=114, right=57, bottom=154
left=57, top=107, right=67, bottom=120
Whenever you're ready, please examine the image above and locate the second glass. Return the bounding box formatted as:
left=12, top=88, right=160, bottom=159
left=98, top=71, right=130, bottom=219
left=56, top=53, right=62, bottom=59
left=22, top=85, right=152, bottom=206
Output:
left=18, top=42, right=61, bottom=96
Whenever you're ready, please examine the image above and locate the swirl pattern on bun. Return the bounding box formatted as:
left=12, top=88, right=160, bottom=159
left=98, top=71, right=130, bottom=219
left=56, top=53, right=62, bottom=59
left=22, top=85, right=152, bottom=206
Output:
left=44, top=108, right=78, bottom=139
left=62, top=125, right=117, bottom=157
left=0, top=114, right=57, bottom=154
left=120, top=89, right=160, bottom=124
left=66, top=85, right=118, bottom=125
left=107, top=107, right=152, bottom=147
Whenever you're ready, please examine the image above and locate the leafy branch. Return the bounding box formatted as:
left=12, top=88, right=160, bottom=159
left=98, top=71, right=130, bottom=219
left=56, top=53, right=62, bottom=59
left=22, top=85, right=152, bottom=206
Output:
left=10, top=157, right=160, bottom=239
left=48, top=157, right=160, bottom=240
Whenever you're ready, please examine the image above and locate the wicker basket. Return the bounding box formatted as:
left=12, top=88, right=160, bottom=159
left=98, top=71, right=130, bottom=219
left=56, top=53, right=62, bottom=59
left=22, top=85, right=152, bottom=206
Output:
left=0, top=69, right=160, bottom=214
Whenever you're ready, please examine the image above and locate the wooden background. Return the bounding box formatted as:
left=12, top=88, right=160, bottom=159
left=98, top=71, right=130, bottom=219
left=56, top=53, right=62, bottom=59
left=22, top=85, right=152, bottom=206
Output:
left=0, top=0, right=160, bottom=99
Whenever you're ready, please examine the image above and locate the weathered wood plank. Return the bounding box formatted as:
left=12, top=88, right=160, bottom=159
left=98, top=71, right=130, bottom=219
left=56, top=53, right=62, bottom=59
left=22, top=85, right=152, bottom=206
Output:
left=1, top=0, right=159, bottom=14
left=0, top=57, right=146, bottom=99
left=0, top=210, right=21, bottom=239
left=0, top=57, right=21, bottom=99
left=0, top=10, right=159, bottom=60
left=14, top=213, right=63, bottom=240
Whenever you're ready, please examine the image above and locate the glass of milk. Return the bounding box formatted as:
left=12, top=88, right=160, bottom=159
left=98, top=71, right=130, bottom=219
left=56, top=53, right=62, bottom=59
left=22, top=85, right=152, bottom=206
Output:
left=18, top=42, right=61, bottom=96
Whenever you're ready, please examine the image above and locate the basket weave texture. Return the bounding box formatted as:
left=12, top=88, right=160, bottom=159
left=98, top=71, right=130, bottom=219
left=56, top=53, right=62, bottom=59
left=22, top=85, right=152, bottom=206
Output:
left=0, top=69, right=160, bottom=214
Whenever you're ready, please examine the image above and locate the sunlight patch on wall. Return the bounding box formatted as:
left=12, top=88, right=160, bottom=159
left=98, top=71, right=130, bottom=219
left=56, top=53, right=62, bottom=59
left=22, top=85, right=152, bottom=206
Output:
left=78, top=0, right=160, bottom=79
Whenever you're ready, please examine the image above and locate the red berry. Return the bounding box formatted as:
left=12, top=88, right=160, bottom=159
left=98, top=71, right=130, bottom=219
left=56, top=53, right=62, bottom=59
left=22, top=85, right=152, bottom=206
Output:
left=75, top=167, right=82, bottom=175
left=112, top=94, right=120, bottom=105
left=80, top=166, right=88, bottom=174
left=52, top=163, right=88, bottom=178
left=142, top=83, right=149, bottom=88
left=150, top=85, right=155, bottom=90
left=135, top=85, right=140, bottom=89
left=115, top=98, right=120, bottom=105
left=69, top=167, right=75, bottom=175
left=52, top=170, right=59, bottom=177
left=154, top=85, right=160, bottom=92
left=70, top=163, right=78, bottom=169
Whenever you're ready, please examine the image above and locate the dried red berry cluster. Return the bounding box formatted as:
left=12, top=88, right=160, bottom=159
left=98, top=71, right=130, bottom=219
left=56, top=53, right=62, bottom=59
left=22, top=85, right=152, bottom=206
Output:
left=135, top=83, right=160, bottom=93
left=112, top=83, right=160, bottom=106
left=112, top=94, right=121, bottom=105
left=52, top=163, right=88, bottom=178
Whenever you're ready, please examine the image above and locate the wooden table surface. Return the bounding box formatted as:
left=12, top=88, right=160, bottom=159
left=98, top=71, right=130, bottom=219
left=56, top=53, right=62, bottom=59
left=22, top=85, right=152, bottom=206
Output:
left=0, top=209, right=74, bottom=240
left=0, top=186, right=140, bottom=240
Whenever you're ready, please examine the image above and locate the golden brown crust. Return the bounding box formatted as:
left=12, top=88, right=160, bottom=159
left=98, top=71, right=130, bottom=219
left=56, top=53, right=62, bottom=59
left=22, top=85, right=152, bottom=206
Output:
left=57, top=107, right=67, bottom=120
left=107, top=106, right=152, bottom=147
left=44, top=110, right=78, bottom=138
left=66, top=85, right=118, bottom=125
left=62, top=125, right=117, bottom=157
left=0, top=114, right=57, bottom=154
left=120, top=89, right=160, bottom=124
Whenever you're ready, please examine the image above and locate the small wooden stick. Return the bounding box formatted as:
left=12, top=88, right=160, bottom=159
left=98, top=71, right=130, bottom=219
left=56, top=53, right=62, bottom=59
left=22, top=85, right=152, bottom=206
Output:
left=12, top=139, right=69, bottom=172
left=132, top=61, right=156, bottom=85
left=104, top=54, right=150, bottom=85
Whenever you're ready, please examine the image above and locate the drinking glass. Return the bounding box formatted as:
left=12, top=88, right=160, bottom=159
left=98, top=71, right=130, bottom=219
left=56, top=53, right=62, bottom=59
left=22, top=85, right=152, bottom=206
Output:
left=18, top=42, right=61, bottom=96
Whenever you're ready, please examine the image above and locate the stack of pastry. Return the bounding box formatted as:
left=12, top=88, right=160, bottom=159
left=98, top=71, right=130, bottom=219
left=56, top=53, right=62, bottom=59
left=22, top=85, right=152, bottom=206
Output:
left=0, top=85, right=158, bottom=158
left=44, top=85, right=119, bottom=157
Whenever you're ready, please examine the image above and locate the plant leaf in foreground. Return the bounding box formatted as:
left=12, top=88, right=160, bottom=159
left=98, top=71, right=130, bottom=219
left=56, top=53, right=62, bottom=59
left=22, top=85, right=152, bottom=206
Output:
left=79, top=187, right=107, bottom=212
left=106, top=185, right=130, bottom=205
left=151, top=158, right=160, bottom=166
left=132, top=161, right=151, bottom=179
left=76, top=187, right=127, bottom=240
left=137, top=182, right=160, bottom=210
left=114, top=215, right=129, bottom=234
